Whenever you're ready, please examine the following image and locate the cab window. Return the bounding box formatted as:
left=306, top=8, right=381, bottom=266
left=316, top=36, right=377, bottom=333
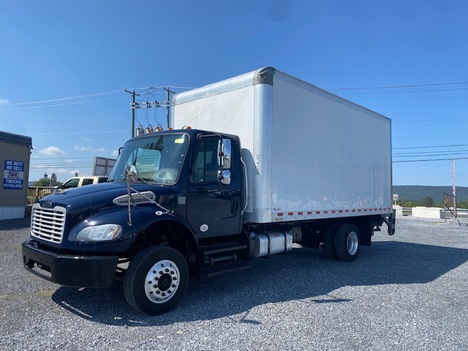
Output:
left=193, top=138, right=219, bottom=183
left=82, top=178, right=94, bottom=186
left=62, top=178, right=79, bottom=189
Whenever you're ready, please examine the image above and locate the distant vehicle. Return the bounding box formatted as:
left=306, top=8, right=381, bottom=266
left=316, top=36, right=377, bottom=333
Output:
left=60, top=176, right=108, bottom=190
left=22, top=67, right=394, bottom=315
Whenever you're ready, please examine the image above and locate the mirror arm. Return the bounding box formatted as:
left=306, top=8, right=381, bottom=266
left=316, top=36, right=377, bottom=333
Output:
left=125, top=165, right=139, bottom=226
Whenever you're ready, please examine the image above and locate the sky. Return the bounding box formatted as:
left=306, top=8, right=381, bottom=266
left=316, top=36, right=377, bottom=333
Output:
left=1, top=0, right=468, bottom=187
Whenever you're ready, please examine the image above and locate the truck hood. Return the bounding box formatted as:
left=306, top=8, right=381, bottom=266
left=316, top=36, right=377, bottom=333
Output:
left=37, top=181, right=177, bottom=217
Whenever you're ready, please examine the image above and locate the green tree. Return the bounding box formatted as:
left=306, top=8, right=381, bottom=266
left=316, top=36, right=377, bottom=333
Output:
left=33, top=178, right=51, bottom=186
left=399, top=201, right=418, bottom=207
left=420, top=196, right=435, bottom=207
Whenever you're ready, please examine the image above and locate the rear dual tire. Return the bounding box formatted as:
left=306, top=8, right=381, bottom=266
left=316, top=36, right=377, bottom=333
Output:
left=323, top=224, right=360, bottom=262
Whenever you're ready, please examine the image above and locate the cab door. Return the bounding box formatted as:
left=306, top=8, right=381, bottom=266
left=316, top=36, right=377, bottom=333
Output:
left=186, top=135, right=242, bottom=238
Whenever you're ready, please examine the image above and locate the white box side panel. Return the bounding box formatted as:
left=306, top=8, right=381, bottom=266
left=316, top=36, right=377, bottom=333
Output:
left=173, top=85, right=255, bottom=137
left=270, top=73, right=392, bottom=221
left=249, top=83, right=273, bottom=222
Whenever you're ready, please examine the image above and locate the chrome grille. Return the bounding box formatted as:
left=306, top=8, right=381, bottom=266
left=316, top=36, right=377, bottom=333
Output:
left=31, top=203, right=66, bottom=243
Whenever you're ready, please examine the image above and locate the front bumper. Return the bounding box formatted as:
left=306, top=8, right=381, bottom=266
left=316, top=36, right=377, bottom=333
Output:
left=22, top=240, right=118, bottom=288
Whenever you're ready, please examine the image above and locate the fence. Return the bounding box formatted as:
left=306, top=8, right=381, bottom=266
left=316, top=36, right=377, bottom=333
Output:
left=27, top=186, right=58, bottom=206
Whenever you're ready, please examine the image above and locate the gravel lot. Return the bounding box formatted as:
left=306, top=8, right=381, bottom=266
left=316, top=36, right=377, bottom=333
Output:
left=1, top=216, right=467, bottom=351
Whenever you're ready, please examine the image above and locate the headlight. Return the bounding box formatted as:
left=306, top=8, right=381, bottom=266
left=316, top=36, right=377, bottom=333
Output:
left=75, top=224, right=122, bottom=242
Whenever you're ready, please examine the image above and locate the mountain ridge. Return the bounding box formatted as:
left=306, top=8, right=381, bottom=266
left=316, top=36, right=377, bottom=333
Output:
left=393, top=185, right=468, bottom=202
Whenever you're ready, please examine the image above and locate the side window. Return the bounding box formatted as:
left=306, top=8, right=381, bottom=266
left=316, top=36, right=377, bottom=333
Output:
left=82, top=178, right=94, bottom=186
left=193, top=138, right=219, bottom=183
left=62, top=178, right=79, bottom=189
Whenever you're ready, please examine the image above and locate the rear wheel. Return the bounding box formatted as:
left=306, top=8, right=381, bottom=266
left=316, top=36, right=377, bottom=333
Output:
left=335, top=224, right=360, bottom=262
left=123, top=246, right=189, bottom=315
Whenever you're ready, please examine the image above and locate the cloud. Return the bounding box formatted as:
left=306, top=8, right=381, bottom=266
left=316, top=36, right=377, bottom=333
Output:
left=82, top=137, right=94, bottom=143
left=74, top=145, right=106, bottom=152
left=39, top=146, right=66, bottom=156
left=0, top=98, right=9, bottom=105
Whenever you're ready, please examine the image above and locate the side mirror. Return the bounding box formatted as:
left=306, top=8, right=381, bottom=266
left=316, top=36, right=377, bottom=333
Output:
left=218, top=138, right=232, bottom=186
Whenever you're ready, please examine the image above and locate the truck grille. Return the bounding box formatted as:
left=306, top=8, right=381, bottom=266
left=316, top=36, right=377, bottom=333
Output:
left=31, top=203, right=66, bottom=243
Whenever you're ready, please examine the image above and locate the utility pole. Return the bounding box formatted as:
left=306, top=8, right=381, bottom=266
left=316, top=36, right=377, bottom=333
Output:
left=452, top=160, right=457, bottom=218
left=126, top=87, right=174, bottom=133
left=164, top=87, right=175, bottom=128
left=125, top=89, right=140, bottom=137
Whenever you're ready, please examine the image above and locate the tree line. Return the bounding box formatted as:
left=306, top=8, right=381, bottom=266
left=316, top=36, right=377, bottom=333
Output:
left=397, top=196, right=468, bottom=209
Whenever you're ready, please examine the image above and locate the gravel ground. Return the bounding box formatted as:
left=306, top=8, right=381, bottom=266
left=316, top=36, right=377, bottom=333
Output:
left=1, top=216, right=467, bottom=351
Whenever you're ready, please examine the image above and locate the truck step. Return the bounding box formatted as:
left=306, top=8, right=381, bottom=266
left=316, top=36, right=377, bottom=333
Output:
left=199, top=242, right=248, bottom=256
left=201, top=261, right=251, bottom=278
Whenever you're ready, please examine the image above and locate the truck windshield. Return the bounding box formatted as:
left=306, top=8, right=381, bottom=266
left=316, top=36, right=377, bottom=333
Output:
left=108, top=133, right=189, bottom=185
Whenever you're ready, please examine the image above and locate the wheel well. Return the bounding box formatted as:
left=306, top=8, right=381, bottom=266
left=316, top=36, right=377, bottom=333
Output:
left=298, top=216, right=377, bottom=247
left=348, top=216, right=380, bottom=246
left=132, top=220, right=199, bottom=275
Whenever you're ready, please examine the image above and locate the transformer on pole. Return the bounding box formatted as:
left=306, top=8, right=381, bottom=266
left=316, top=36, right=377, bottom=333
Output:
left=126, top=87, right=175, bottom=136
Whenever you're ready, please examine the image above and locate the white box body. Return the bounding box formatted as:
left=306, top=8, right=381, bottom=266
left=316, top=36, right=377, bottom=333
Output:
left=173, top=67, right=392, bottom=224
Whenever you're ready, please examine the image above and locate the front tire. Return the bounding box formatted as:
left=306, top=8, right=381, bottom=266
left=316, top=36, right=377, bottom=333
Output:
left=335, top=224, right=360, bottom=262
left=123, top=246, right=189, bottom=315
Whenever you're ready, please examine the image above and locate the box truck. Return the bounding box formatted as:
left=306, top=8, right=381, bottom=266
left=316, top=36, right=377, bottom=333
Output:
left=22, top=67, right=395, bottom=315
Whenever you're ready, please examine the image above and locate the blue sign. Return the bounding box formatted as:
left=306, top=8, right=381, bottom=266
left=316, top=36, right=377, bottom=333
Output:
left=3, top=160, right=24, bottom=190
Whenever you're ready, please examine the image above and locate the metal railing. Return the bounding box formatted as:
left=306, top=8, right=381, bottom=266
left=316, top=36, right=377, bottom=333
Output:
left=27, top=186, right=58, bottom=206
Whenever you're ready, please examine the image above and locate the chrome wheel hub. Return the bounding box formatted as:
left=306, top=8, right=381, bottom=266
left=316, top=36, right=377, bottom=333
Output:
left=347, top=231, right=359, bottom=255
left=144, top=259, right=180, bottom=304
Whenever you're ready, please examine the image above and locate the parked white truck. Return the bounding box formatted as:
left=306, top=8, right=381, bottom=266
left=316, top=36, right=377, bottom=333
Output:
left=23, top=67, right=395, bottom=315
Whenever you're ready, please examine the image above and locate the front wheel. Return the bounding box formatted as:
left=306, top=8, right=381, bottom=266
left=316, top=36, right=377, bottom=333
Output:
left=123, top=246, right=189, bottom=315
left=335, top=224, right=360, bottom=262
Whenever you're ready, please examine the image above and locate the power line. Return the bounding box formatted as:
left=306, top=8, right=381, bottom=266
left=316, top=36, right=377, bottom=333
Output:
left=28, top=130, right=128, bottom=136
left=330, top=81, right=468, bottom=91
left=394, top=151, right=468, bottom=157
left=392, top=143, right=468, bottom=163
left=32, top=156, right=93, bottom=160
left=2, top=80, right=466, bottom=112
left=393, top=117, right=468, bottom=123
left=128, top=86, right=176, bottom=134
left=393, top=157, right=468, bottom=163
left=337, top=87, right=468, bottom=95
left=1, top=86, right=192, bottom=109
left=329, top=81, right=468, bottom=96
left=393, top=143, right=468, bottom=150
left=2, top=89, right=125, bottom=106
left=2, top=95, right=128, bottom=110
